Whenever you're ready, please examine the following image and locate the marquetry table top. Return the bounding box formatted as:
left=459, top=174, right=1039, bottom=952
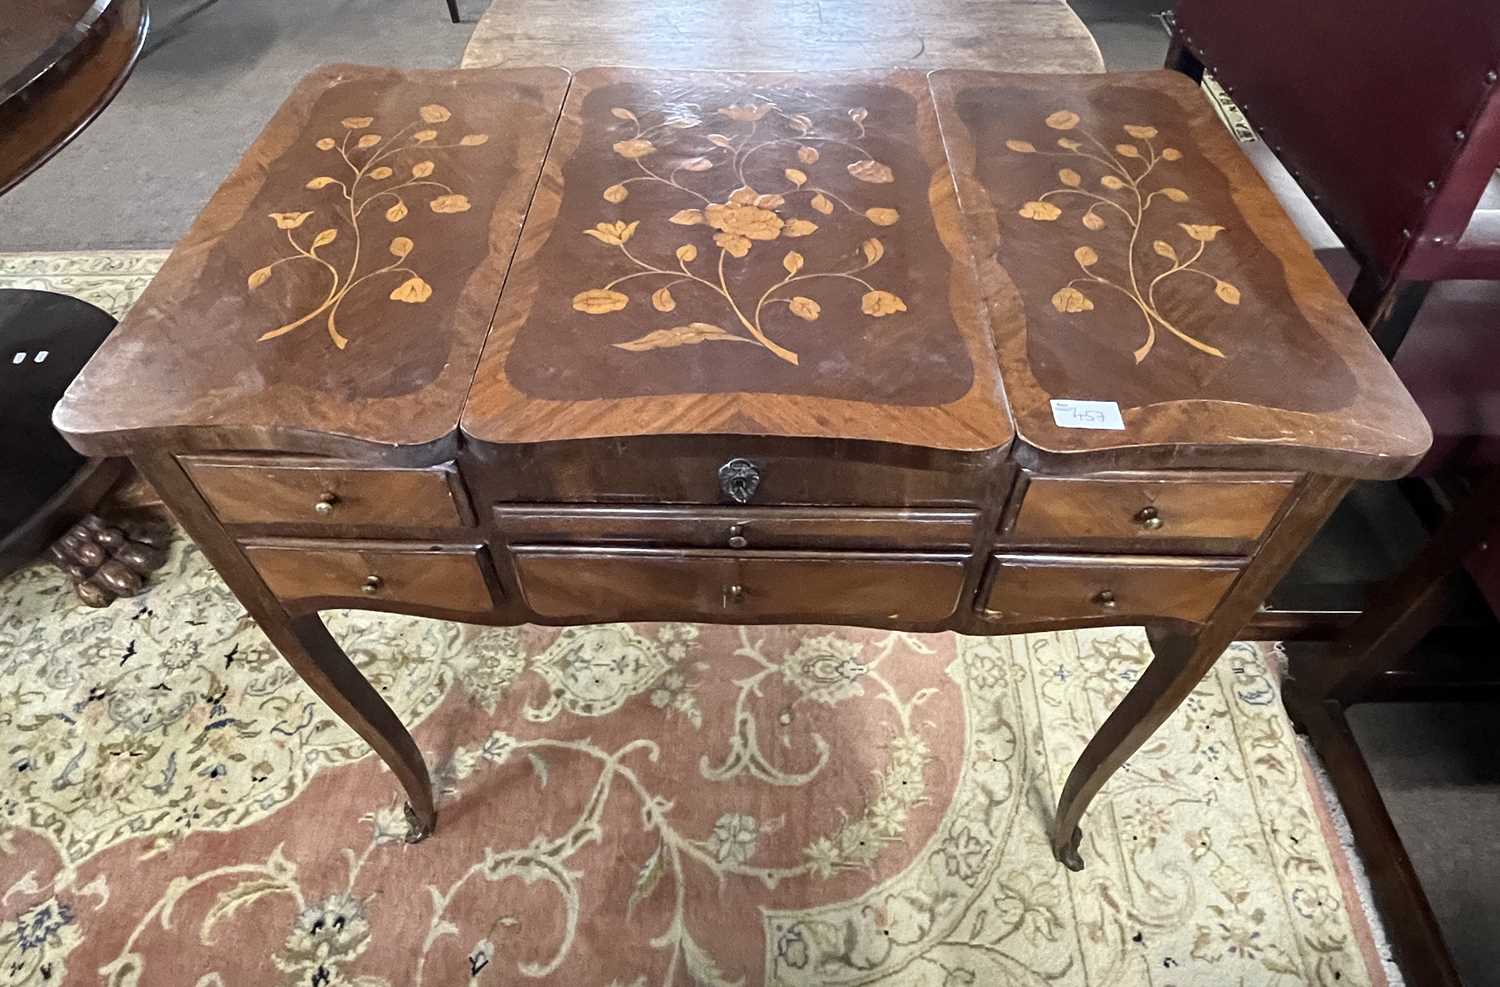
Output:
left=459, top=68, right=1011, bottom=453
left=54, top=65, right=571, bottom=463
left=56, top=64, right=1430, bottom=480
left=930, top=70, right=1430, bottom=478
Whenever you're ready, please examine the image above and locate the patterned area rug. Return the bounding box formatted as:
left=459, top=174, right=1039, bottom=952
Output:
left=0, top=252, right=1387, bottom=985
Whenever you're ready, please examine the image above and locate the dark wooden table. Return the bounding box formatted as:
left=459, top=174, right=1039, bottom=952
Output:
left=54, top=65, right=1430, bottom=868
left=0, top=0, right=149, bottom=195
left=0, top=0, right=147, bottom=579
left=462, top=0, right=1104, bottom=73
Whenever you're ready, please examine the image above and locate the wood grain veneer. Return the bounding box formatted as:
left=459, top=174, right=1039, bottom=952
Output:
left=460, top=68, right=1013, bottom=458
left=53, top=64, right=571, bottom=463
left=511, top=547, right=968, bottom=624
left=1003, top=470, right=1296, bottom=551
left=980, top=552, right=1242, bottom=625
left=184, top=456, right=472, bottom=528
left=460, top=0, right=1105, bottom=74
left=494, top=504, right=978, bottom=550
left=930, top=69, right=1430, bottom=478
left=243, top=541, right=496, bottom=615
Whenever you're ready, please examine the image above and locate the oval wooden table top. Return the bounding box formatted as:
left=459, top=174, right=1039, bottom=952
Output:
left=0, top=0, right=148, bottom=196
left=460, top=0, right=1106, bottom=74
left=0, top=0, right=102, bottom=103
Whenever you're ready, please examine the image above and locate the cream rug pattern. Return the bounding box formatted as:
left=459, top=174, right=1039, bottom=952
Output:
left=0, top=252, right=1385, bottom=985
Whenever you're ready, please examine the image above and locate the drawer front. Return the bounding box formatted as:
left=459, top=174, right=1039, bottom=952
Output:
left=513, top=548, right=967, bottom=623
left=495, top=505, right=978, bottom=550
left=1005, top=473, right=1294, bottom=549
left=182, top=456, right=469, bottom=528
left=470, top=441, right=997, bottom=507
left=243, top=542, right=495, bottom=613
left=980, top=554, right=1241, bottom=624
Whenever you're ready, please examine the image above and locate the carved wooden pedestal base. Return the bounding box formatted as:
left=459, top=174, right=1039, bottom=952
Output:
left=46, top=513, right=169, bottom=607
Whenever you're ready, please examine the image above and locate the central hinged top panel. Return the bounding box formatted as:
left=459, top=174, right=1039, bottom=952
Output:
left=459, top=67, right=1013, bottom=455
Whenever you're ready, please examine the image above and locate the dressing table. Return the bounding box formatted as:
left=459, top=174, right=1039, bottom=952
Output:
left=53, top=64, right=1429, bottom=870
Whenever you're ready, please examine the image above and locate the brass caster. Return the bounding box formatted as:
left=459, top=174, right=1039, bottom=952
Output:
left=1054, top=825, right=1085, bottom=872
left=403, top=803, right=436, bottom=844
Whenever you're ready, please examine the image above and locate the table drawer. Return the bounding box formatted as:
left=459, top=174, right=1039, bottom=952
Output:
left=242, top=542, right=496, bottom=614
left=495, top=505, right=978, bottom=550
left=472, top=441, right=995, bottom=507
left=979, top=553, right=1241, bottom=624
left=512, top=548, right=967, bottom=623
left=182, top=456, right=470, bottom=528
left=1004, top=472, right=1295, bottom=550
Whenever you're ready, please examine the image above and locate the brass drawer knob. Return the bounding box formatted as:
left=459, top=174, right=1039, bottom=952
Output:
left=727, top=524, right=748, bottom=549
left=723, top=583, right=745, bottom=606
left=362, top=574, right=383, bottom=594
left=1093, top=589, right=1118, bottom=608
left=1135, top=505, right=1163, bottom=530
left=314, top=492, right=339, bottom=515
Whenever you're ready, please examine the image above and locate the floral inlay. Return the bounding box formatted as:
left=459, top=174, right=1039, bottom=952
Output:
left=1007, top=111, right=1242, bottom=363
left=248, top=103, right=488, bottom=349
left=571, top=99, right=908, bottom=365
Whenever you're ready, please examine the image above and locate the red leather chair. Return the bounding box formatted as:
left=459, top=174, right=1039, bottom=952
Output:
left=1165, top=1, right=1500, bottom=355
left=1165, top=6, right=1500, bottom=984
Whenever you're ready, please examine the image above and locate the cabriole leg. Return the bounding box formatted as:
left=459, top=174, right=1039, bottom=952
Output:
left=1051, top=623, right=1202, bottom=870
left=1050, top=473, right=1352, bottom=869
left=133, top=452, right=437, bottom=842
left=287, top=612, right=437, bottom=842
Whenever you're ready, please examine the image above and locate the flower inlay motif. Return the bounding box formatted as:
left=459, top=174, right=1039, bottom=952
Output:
left=248, top=103, right=489, bottom=349
left=1008, top=111, right=1243, bottom=363
left=571, top=99, right=909, bottom=365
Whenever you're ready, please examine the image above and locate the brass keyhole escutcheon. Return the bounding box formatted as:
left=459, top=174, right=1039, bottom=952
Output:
left=718, top=458, right=761, bottom=504
left=1135, top=505, right=1163, bottom=530
left=723, top=583, right=746, bottom=607
left=362, top=574, right=383, bottom=594
left=314, top=492, right=338, bottom=515
left=727, top=524, right=748, bottom=549
left=1093, top=589, right=1118, bottom=608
